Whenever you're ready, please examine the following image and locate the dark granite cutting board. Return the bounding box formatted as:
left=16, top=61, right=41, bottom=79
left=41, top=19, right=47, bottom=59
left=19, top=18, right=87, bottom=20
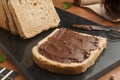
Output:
left=0, top=8, right=120, bottom=80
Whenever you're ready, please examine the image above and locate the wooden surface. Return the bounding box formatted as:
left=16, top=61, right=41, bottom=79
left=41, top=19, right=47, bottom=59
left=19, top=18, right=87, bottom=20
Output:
left=99, top=66, right=120, bottom=80
left=0, top=0, right=120, bottom=80
left=0, top=49, right=28, bottom=80
left=53, top=0, right=120, bottom=27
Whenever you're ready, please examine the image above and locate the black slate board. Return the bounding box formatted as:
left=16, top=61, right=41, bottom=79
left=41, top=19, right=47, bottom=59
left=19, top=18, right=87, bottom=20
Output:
left=0, top=8, right=120, bottom=80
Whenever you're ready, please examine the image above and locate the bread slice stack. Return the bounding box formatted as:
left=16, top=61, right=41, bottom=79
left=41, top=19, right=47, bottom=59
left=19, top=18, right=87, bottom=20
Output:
left=0, top=0, right=60, bottom=39
left=0, top=0, right=9, bottom=30
left=32, top=28, right=107, bottom=74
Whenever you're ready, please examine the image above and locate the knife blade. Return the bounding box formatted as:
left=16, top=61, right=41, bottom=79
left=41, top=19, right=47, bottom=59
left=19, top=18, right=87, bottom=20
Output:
left=72, top=24, right=120, bottom=40
left=72, top=24, right=120, bottom=31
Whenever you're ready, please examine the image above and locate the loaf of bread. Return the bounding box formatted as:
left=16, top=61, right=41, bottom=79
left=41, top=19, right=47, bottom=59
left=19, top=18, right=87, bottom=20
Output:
left=8, top=0, right=60, bottom=38
left=32, top=28, right=107, bottom=75
left=0, top=0, right=60, bottom=38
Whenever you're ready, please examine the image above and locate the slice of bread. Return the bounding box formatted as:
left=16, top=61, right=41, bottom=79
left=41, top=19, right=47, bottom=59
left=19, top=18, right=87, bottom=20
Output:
left=1, top=0, right=18, bottom=34
left=32, top=28, right=107, bottom=75
left=0, top=0, right=9, bottom=30
left=7, top=0, right=18, bottom=35
left=8, top=0, right=60, bottom=39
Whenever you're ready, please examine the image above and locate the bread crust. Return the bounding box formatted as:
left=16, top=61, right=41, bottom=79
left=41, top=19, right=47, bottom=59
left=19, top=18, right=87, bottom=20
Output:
left=1, top=0, right=18, bottom=34
left=32, top=29, right=107, bottom=74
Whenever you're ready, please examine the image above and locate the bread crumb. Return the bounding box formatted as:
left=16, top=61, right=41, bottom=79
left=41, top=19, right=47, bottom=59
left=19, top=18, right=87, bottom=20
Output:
left=109, top=74, right=115, bottom=80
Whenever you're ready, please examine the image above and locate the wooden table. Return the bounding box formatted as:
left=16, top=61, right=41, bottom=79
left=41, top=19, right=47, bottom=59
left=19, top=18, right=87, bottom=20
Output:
left=53, top=0, right=120, bottom=27
left=0, top=0, right=120, bottom=80
left=0, top=49, right=28, bottom=80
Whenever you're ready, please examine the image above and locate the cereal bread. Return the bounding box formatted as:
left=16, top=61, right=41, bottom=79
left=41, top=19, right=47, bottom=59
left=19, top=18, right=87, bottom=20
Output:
left=0, top=0, right=9, bottom=30
left=32, top=28, right=107, bottom=75
left=1, top=0, right=18, bottom=34
left=8, top=0, right=60, bottom=39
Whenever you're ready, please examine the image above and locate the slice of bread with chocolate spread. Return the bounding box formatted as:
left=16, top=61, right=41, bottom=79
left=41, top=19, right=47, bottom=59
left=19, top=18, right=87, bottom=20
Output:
left=32, top=28, right=107, bottom=75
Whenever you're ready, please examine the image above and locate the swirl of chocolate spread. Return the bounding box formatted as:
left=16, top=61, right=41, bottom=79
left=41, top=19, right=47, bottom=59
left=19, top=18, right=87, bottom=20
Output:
left=38, top=28, right=98, bottom=63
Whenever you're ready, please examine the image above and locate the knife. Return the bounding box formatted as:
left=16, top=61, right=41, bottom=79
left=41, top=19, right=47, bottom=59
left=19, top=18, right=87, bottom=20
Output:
left=72, top=24, right=120, bottom=31
left=72, top=24, right=120, bottom=40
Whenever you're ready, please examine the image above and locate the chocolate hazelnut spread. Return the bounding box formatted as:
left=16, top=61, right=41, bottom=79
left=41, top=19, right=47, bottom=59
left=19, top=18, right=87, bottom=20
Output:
left=72, top=24, right=102, bottom=30
left=38, top=28, right=99, bottom=63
